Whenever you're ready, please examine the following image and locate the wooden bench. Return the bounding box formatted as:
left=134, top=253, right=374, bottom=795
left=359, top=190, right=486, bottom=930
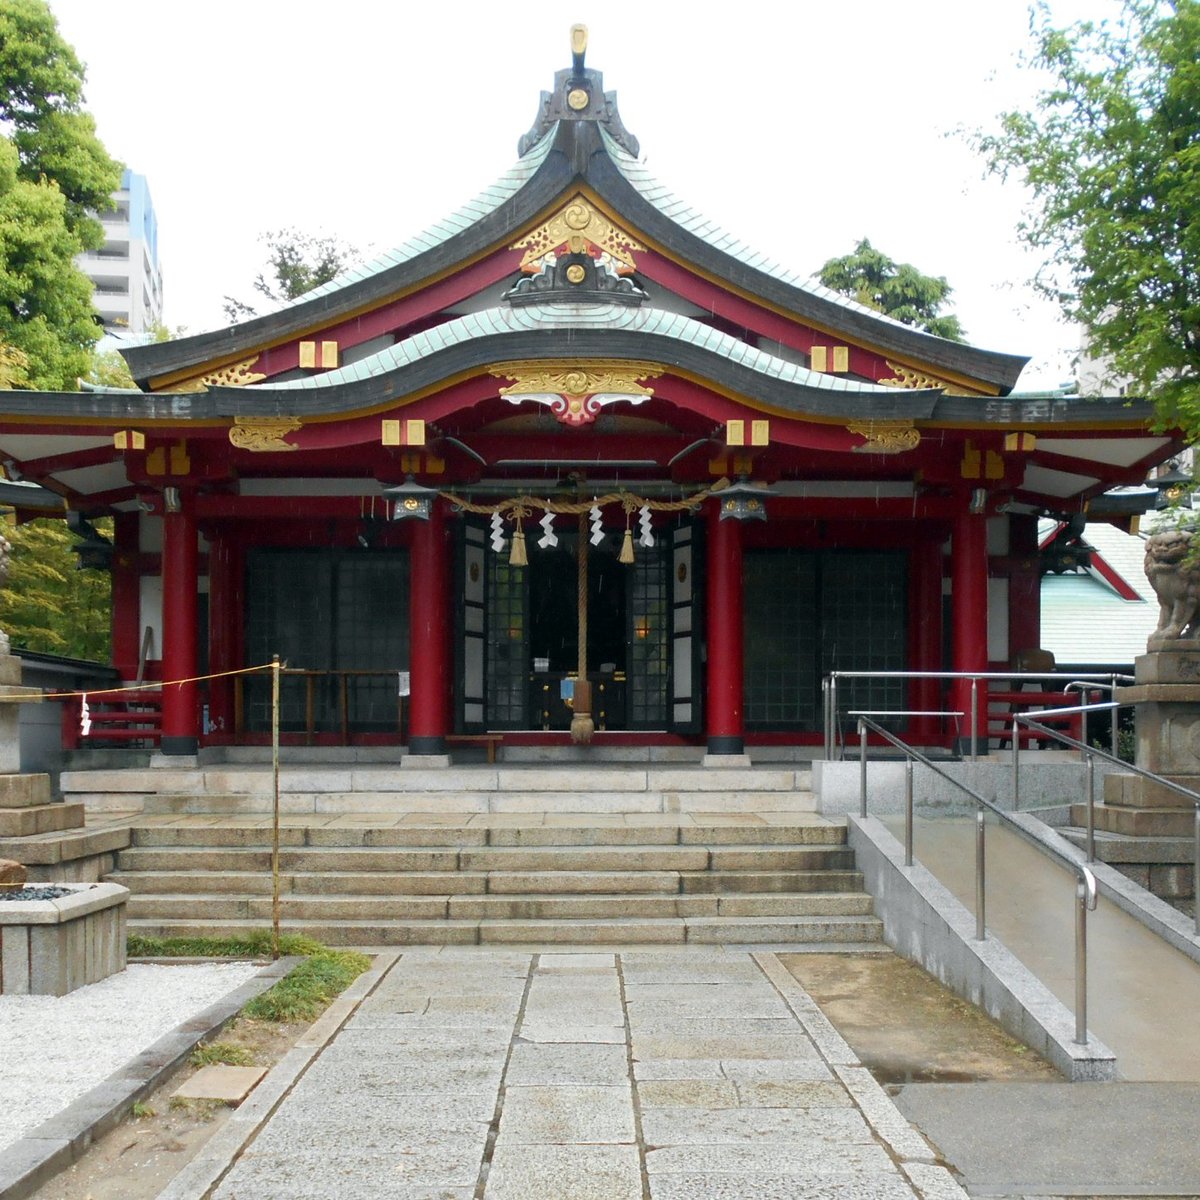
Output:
left=445, top=733, right=505, bottom=764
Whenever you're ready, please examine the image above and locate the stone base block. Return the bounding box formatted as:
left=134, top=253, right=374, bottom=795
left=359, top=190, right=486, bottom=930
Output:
left=1104, top=770, right=1200, bottom=810
left=0, top=882, right=127, bottom=995
left=1072, top=800, right=1194, bottom=837
left=0, top=802, right=85, bottom=839
left=1135, top=650, right=1200, bottom=685
left=401, top=754, right=451, bottom=769
left=1113, top=861, right=1194, bottom=900
left=0, top=774, right=52, bottom=809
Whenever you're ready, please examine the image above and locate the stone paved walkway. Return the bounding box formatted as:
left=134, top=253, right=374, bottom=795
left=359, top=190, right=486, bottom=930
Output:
left=211, top=949, right=965, bottom=1199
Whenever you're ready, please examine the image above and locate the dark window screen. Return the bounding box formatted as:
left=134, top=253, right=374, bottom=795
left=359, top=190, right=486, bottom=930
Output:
left=744, top=549, right=907, bottom=730
left=628, top=544, right=669, bottom=728
left=486, top=557, right=527, bottom=728
left=244, top=548, right=409, bottom=733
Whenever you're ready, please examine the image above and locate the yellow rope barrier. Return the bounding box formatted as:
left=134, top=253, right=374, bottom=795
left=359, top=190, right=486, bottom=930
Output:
left=0, top=662, right=281, bottom=704
left=438, top=478, right=728, bottom=518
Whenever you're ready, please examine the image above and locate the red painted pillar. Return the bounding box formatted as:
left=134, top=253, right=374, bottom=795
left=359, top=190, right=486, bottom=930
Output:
left=908, top=537, right=944, bottom=742
left=110, top=513, right=140, bottom=680
left=706, top=504, right=744, bottom=756
left=408, top=499, right=450, bottom=756
left=952, top=508, right=989, bottom=751
left=206, top=530, right=242, bottom=741
left=161, top=496, right=199, bottom=755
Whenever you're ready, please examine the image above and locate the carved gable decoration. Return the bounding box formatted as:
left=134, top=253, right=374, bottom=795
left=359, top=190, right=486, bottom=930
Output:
left=511, top=197, right=644, bottom=274
left=165, top=357, right=267, bottom=394
left=228, top=416, right=302, bottom=452
left=490, top=360, right=662, bottom=428
left=846, top=420, right=921, bottom=455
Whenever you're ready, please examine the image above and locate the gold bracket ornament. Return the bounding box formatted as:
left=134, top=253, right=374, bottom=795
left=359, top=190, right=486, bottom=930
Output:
left=511, top=196, right=644, bottom=274
left=228, top=416, right=303, bottom=452
left=878, top=360, right=986, bottom=397
left=490, top=360, right=663, bottom=427
left=165, top=357, right=268, bottom=393
left=847, top=420, right=922, bottom=454
left=877, top=362, right=950, bottom=391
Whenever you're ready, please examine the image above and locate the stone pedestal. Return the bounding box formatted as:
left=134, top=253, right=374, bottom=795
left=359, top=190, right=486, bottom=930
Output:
left=0, top=648, right=85, bottom=838
left=1101, top=648, right=1200, bottom=834
left=0, top=882, right=128, bottom=995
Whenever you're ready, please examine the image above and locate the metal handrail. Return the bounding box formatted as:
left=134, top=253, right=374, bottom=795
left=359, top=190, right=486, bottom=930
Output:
left=1063, top=680, right=1122, bottom=761
left=856, top=713, right=1099, bottom=1045
left=824, top=670, right=1133, bottom=762
left=1012, top=704, right=1200, bottom=937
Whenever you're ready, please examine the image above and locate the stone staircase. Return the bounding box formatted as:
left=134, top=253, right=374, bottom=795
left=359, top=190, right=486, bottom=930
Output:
left=106, top=816, right=882, bottom=947
left=56, top=758, right=883, bottom=947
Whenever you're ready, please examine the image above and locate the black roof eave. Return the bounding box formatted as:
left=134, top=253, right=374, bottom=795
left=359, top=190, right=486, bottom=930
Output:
left=0, top=347, right=1158, bottom=433
left=124, top=122, right=1029, bottom=394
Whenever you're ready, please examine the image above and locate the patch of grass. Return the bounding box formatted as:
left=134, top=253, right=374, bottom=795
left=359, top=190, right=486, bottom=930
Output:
left=190, top=1040, right=253, bottom=1068
left=126, top=928, right=370, bottom=1025
left=244, top=948, right=370, bottom=1023
left=127, top=930, right=325, bottom=959
left=130, top=1101, right=155, bottom=1119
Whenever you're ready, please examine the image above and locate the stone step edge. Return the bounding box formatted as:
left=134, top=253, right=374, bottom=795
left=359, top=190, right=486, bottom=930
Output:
left=122, top=889, right=874, bottom=903
left=124, top=914, right=884, bottom=930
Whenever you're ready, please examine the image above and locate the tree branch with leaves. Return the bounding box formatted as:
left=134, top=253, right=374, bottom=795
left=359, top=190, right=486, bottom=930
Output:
left=977, top=0, right=1200, bottom=428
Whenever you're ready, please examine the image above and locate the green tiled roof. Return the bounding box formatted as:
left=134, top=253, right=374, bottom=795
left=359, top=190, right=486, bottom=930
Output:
left=293, top=131, right=558, bottom=307
left=257, top=301, right=929, bottom=397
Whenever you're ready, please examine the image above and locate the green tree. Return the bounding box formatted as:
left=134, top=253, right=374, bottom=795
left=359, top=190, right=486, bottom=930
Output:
left=0, top=138, right=100, bottom=389
left=815, top=238, right=966, bottom=341
left=0, top=0, right=120, bottom=241
left=0, top=517, right=110, bottom=660
left=977, top=0, right=1200, bottom=427
left=0, top=0, right=121, bottom=389
left=223, top=228, right=359, bottom=322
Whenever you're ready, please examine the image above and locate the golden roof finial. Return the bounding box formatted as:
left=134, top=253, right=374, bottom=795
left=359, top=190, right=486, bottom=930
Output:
left=570, top=24, right=588, bottom=72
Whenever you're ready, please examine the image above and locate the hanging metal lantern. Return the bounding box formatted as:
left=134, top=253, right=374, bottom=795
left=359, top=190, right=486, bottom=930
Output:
left=383, top=475, right=436, bottom=521
left=718, top=477, right=769, bottom=522
left=1150, top=461, right=1193, bottom=511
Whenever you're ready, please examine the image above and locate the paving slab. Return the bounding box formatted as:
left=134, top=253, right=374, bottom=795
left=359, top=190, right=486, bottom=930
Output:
left=188, top=950, right=945, bottom=1200
left=895, top=1081, right=1200, bottom=1196
left=485, top=1143, right=642, bottom=1200
left=172, top=1065, right=266, bottom=1103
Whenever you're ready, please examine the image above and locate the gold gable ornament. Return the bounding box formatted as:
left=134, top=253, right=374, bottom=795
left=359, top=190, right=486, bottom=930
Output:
left=490, top=360, right=663, bottom=428
left=166, top=357, right=268, bottom=393
left=511, top=197, right=644, bottom=274
left=228, top=416, right=303, bottom=452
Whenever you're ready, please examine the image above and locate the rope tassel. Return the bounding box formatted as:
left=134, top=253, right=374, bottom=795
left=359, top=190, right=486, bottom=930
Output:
left=619, top=526, right=635, bottom=564
left=509, top=524, right=528, bottom=566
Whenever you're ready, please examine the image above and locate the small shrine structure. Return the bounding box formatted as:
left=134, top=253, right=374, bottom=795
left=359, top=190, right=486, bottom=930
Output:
left=0, top=29, right=1179, bottom=759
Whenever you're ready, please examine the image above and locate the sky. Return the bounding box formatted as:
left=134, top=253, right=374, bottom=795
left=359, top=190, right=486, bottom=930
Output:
left=48, top=0, right=1116, bottom=390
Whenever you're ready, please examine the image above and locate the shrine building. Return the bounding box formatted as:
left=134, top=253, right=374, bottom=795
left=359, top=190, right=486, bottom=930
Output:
left=0, top=29, right=1179, bottom=760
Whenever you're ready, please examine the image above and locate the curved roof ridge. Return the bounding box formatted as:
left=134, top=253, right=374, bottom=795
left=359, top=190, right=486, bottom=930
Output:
left=599, top=129, right=953, bottom=342
left=255, top=301, right=932, bottom=398
left=283, top=129, right=560, bottom=309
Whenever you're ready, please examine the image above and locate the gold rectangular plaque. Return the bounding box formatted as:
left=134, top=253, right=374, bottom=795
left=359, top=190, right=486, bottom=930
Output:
left=832, top=346, right=849, bottom=373
left=810, top=346, right=828, bottom=373
left=726, top=420, right=745, bottom=447
left=298, top=341, right=316, bottom=369
left=320, top=341, right=339, bottom=368
left=751, top=420, right=770, bottom=446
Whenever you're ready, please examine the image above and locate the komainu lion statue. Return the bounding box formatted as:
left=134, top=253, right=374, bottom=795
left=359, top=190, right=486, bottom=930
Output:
left=1146, top=529, right=1200, bottom=647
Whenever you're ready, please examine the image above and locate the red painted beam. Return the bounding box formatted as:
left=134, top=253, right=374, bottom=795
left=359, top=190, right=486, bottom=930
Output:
left=14, top=445, right=118, bottom=476
left=638, top=249, right=898, bottom=384
left=252, top=248, right=523, bottom=379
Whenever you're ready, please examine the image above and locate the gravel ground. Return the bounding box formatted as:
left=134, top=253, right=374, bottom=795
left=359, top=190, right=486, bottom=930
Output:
left=0, top=962, right=262, bottom=1150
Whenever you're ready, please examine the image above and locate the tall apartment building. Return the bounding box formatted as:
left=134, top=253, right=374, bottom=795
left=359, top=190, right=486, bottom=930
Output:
left=77, top=168, right=164, bottom=336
